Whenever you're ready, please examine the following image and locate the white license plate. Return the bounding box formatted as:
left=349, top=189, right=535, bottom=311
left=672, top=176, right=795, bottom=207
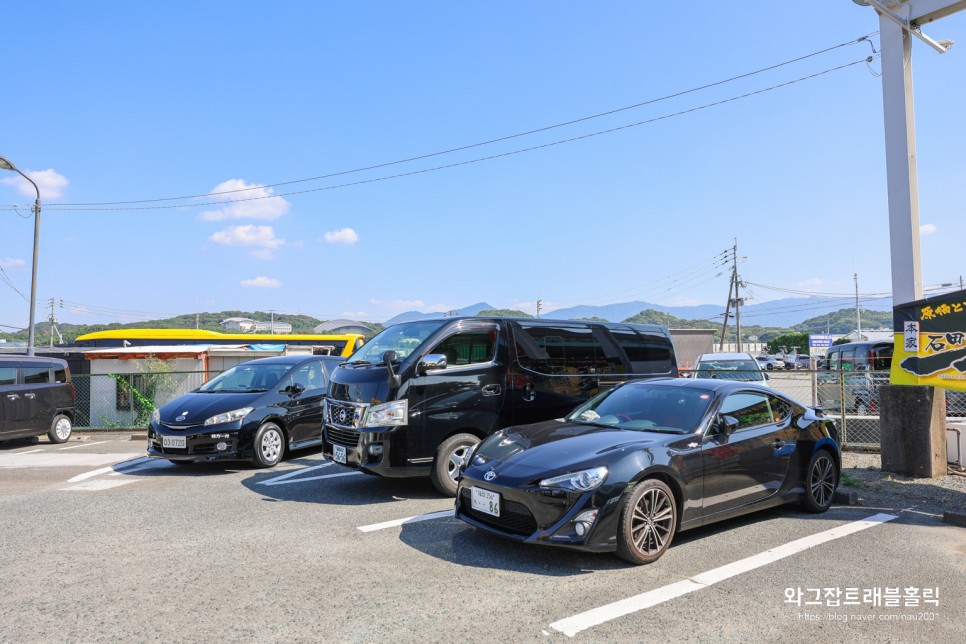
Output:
left=471, top=486, right=500, bottom=517
left=162, top=435, right=186, bottom=449
left=333, top=445, right=347, bottom=464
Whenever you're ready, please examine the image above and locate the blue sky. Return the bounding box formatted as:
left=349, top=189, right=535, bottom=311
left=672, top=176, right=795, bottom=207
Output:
left=2, top=2, right=965, bottom=328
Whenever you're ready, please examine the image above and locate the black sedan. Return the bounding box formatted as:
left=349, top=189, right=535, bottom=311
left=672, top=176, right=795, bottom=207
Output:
left=455, top=378, right=840, bottom=565
left=147, top=355, right=343, bottom=467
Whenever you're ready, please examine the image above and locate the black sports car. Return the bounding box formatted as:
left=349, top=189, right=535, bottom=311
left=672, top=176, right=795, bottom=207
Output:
left=148, top=355, right=343, bottom=467
left=455, top=378, right=840, bottom=565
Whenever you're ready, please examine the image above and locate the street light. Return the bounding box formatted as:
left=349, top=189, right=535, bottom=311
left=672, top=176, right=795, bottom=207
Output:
left=0, top=154, right=41, bottom=356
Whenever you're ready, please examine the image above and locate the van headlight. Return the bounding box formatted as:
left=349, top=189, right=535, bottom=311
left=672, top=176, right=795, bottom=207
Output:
left=364, top=400, right=408, bottom=427
left=539, top=466, right=608, bottom=492
left=204, top=407, right=254, bottom=426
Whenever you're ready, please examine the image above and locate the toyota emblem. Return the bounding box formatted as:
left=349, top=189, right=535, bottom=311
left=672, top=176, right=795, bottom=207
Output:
left=484, top=470, right=497, bottom=481
left=175, top=411, right=188, bottom=422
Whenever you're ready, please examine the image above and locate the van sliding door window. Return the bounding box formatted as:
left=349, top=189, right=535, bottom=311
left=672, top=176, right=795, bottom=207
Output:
left=611, top=330, right=673, bottom=374
left=22, top=366, right=51, bottom=384
left=513, top=323, right=615, bottom=374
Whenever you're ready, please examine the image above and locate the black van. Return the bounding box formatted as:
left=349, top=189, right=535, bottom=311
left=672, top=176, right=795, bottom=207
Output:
left=322, top=317, right=677, bottom=495
left=0, top=355, right=75, bottom=444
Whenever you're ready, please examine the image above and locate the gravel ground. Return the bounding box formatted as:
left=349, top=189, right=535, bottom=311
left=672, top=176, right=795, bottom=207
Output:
left=840, top=450, right=966, bottom=518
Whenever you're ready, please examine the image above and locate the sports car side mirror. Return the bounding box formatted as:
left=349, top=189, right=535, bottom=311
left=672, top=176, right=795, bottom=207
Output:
left=716, top=415, right=740, bottom=437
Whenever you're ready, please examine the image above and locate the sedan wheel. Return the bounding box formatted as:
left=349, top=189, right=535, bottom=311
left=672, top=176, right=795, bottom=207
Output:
left=616, top=479, right=677, bottom=565
left=48, top=414, right=73, bottom=444
left=251, top=422, right=285, bottom=468
left=802, top=450, right=837, bottom=513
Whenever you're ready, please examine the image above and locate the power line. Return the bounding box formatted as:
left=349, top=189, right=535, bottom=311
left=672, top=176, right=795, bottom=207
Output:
left=7, top=61, right=874, bottom=211
left=34, top=34, right=877, bottom=210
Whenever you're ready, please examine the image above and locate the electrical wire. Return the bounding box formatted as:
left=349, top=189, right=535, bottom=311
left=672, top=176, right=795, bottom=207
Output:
left=27, top=56, right=878, bottom=213
left=37, top=34, right=878, bottom=209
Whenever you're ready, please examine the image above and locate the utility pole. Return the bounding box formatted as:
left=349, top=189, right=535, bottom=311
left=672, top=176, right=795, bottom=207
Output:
left=536, top=299, right=542, bottom=319
left=47, top=298, right=63, bottom=347
left=719, top=241, right=743, bottom=352
left=854, top=273, right=862, bottom=340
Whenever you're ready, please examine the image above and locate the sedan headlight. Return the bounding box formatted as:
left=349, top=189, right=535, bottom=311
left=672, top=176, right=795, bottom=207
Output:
left=204, top=407, right=254, bottom=426
left=539, top=466, right=608, bottom=492
left=150, top=409, right=160, bottom=425
left=364, top=400, right=408, bottom=427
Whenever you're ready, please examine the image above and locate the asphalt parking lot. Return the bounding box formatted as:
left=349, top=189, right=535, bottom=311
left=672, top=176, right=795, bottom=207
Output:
left=0, top=435, right=963, bottom=643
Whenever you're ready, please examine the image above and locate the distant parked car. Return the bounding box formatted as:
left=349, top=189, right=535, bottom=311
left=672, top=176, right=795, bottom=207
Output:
left=755, top=355, right=784, bottom=371
left=692, top=352, right=766, bottom=381
left=147, top=355, right=343, bottom=467
left=0, top=355, right=75, bottom=444
left=455, top=378, right=841, bottom=564
left=795, top=355, right=812, bottom=370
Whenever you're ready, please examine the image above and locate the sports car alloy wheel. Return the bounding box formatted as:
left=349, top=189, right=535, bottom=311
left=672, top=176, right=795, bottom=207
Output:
left=803, top=450, right=837, bottom=512
left=617, top=479, right=677, bottom=565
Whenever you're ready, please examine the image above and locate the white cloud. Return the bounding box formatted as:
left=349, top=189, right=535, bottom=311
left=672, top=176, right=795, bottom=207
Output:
left=341, top=311, right=369, bottom=318
left=210, top=225, right=284, bottom=260
left=241, top=276, right=282, bottom=288
left=795, top=278, right=825, bottom=291
left=369, top=298, right=426, bottom=311
left=0, top=257, right=26, bottom=269
left=322, top=228, right=359, bottom=245
left=1, top=168, right=69, bottom=199
left=921, top=223, right=937, bottom=235
left=199, top=179, right=290, bottom=221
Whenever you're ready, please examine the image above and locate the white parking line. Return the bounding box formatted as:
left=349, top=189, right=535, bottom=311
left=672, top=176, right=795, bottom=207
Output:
left=261, top=470, right=365, bottom=487
left=259, top=462, right=334, bottom=485
left=60, top=479, right=140, bottom=492
left=59, top=441, right=108, bottom=450
left=17, top=449, right=44, bottom=455
left=66, top=456, right=153, bottom=483
left=357, top=509, right=454, bottom=533
left=548, top=513, right=898, bottom=637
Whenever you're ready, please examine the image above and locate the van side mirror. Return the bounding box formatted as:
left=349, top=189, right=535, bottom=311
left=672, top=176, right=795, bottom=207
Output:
left=282, top=383, right=305, bottom=397
left=417, top=354, right=448, bottom=375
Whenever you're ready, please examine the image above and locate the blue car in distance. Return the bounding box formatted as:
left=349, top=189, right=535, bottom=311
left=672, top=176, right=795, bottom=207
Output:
left=147, top=355, right=343, bottom=467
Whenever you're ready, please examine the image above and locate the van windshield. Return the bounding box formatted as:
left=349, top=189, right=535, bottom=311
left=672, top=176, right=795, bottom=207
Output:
left=347, top=320, right=447, bottom=363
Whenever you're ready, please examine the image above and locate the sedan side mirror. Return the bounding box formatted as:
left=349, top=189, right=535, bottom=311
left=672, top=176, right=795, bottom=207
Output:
left=282, top=383, right=305, bottom=397
left=417, top=353, right=448, bottom=375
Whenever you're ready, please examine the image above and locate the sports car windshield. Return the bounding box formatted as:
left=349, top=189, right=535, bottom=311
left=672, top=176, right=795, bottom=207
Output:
left=566, top=383, right=714, bottom=434
left=198, top=363, right=290, bottom=393
left=347, top=320, right=446, bottom=363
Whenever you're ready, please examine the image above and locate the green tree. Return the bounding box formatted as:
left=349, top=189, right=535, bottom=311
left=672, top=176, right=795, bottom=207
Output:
left=476, top=309, right=533, bottom=318
left=766, top=333, right=811, bottom=355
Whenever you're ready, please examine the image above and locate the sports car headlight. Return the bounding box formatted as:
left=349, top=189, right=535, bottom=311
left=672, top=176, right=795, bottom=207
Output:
left=364, top=400, right=408, bottom=427
left=150, top=409, right=160, bottom=425
left=204, top=407, right=254, bottom=426
left=539, top=466, right=608, bottom=492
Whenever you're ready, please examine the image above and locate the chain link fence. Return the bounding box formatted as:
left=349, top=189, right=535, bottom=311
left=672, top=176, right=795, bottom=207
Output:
left=681, top=368, right=966, bottom=450
left=72, top=371, right=215, bottom=429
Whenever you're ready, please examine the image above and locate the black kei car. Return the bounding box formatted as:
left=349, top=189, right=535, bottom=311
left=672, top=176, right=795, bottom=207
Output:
left=455, top=378, right=840, bottom=565
left=147, top=355, right=343, bottom=467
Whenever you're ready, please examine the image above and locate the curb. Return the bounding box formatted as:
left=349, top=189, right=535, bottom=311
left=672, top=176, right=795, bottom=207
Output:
left=834, top=488, right=861, bottom=506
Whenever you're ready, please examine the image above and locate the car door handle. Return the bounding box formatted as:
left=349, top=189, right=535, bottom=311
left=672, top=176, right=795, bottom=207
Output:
left=6, top=394, right=18, bottom=400
left=482, top=384, right=501, bottom=397
left=24, top=393, right=36, bottom=399
left=522, top=382, right=535, bottom=402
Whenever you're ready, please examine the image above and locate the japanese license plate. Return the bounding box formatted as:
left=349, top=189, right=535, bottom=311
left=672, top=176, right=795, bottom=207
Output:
left=471, top=487, right=500, bottom=517
left=333, top=445, right=347, bottom=464
left=162, top=435, right=186, bottom=449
